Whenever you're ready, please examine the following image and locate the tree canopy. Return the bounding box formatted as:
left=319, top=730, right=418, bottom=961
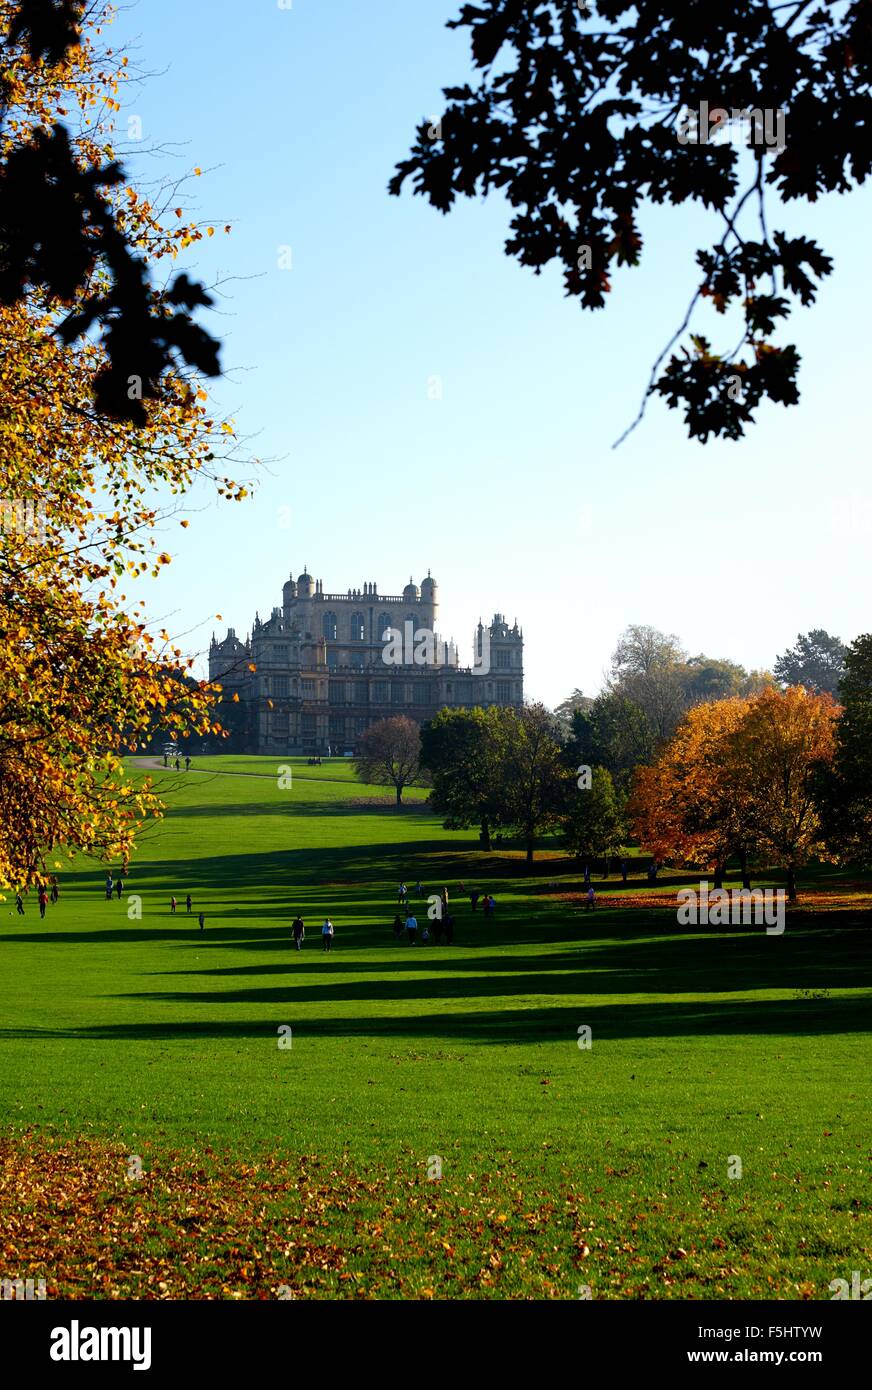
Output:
left=391, top=0, right=872, bottom=442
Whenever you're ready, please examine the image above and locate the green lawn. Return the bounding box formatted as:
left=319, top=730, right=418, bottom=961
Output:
left=1, top=756, right=869, bottom=1299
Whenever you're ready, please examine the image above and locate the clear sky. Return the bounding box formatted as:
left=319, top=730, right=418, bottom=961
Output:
left=108, top=0, right=872, bottom=706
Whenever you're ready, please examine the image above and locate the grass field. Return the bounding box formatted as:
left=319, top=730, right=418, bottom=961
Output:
left=1, top=756, right=870, bottom=1299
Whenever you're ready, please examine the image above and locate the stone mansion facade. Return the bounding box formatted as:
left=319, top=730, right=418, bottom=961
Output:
left=208, top=568, right=524, bottom=755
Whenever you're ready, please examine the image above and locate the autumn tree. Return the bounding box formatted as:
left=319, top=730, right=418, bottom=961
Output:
left=629, top=696, right=754, bottom=887
left=630, top=686, right=838, bottom=899
left=354, top=716, right=423, bottom=805
left=391, top=0, right=868, bottom=442
left=0, top=1, right=247, bottom=890
left=737, top=685, right=838, bottom=900
left=420, top=706, right=506, bottom=849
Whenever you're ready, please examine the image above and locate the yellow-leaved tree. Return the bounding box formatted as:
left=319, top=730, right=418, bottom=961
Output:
left=0, top=0, right=251, bottom=890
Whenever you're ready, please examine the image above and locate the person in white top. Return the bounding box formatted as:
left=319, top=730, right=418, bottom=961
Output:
left=405, top=913, right=418, bottom=945
left=321, top=918, right=335, bottom=952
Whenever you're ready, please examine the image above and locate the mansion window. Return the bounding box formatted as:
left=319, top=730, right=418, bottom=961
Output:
left=327, top=650, right=338, bottom=669
left=496, top=681, right=512, bottom=702
left=301, top=714, right=316, bottom=733
left=273, top=645, right=289, bottom=663
left=377, top=613, right=393, bottom=641
left=273, top=675, right=289, bottom=698
left=495, top=649, right=512, bottom=668
left=373, top=682, right=389, bottom=703
left=355, top=717, right=367, bottom=735
left=390, top=684, right=405, bottom=705
left=413, top=684, right=431, bottom=705
left=354, top=682, right=368, bottom=704
left=301, top=679, right=315, bottom=697
left=328, top=682, right=345, bottom=705
left=329, top=715, right=344, bottom=737
left=350, top=612, right=365, bottom=641
left=323, top=612, right=338, bottom=641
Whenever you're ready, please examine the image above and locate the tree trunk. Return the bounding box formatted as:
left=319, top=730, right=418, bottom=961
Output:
left=713, top=862, right=724, bottom=889
left=480, top=815, right=491, bottom=852
left=739, top=848, right=751, bottom=890
left=525, top=837, right=534, bottom=868
left=395, top=784, right=403, bottom=805
left=602, top=856, right=609, bottom=878
left=787, top=863, right=797, bottom=902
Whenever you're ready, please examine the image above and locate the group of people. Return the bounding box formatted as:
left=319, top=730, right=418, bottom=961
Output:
left=169, top=895, right=205, bottom=931
left=290, top=915, right=334, bottom=951
left=162, top=753, right=192, bottom=772
left=105, top=872, right=125, bottom=900
left=15, top=880, right=59, bottom=919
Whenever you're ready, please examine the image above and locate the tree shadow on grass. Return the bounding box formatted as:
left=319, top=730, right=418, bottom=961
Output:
left=0, top=993, right=868, bottom=1043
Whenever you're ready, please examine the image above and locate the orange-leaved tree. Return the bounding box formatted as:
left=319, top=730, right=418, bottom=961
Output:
left=630, top=687, right=839, bottom=899
left=629, top=697, right=753, bottom=886
left=0, top=1, right=251, bottom=890
left=732, top=685, right=839, bottom=901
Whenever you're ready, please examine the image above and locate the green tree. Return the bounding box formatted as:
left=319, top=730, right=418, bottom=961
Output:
left=774, top=630, right=847, bottom=695
left=567, top=692, right=657, bottom=793
left=562, top=766, right=625, bottom=874
left=816, top=634, right=872, bottom=863
left=498, top=703, right=565, bottom=867
left=420, top=706, right=505, bottom=849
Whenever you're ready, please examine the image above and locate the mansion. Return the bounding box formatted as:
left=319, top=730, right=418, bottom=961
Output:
left=208, top=568, right=524, bottom=755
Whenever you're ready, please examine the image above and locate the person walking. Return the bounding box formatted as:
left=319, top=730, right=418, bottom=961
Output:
left=392, top=913, right=404, bottom=940
left=171, top=896, right=177, bottom=914
left=115, top=876, right=123, bottom=899
left=621, top=859, right=628, bottom=884
left=185, top=755, right=191, bottom=772
left=50, top=880, right=59, bottom=904
left=175, top=757, right=180, bottom=772
left=292, top=915, right=305, bottom=951
left=15, top=893, right=24, bottom=916
left=414, top=880, right=424, bottom=898
left=105, top=874, right=113, bottom=900
left=470, top=889, right=479, bottom=912
left=585, top=886, right=596, bottom=912
left=440, top=887, right=449, bottom=914
left=405, top=911, right=418, bottom=945
left=321, top=918, right=334, bottom=952
left=186, top=894, right=192, bottom=914
left=397, top=882, right=407, bottom=905
left=38, top=887, right=47, bottom=920
left=198, top=911, right=205, bottom=933
left=482, top=892, right=492, bottom=919
left=163, top=752, right=168, bottom=768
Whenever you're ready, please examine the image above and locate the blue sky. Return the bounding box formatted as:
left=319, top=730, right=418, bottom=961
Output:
left=109, top=0, right=872, bottom=705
